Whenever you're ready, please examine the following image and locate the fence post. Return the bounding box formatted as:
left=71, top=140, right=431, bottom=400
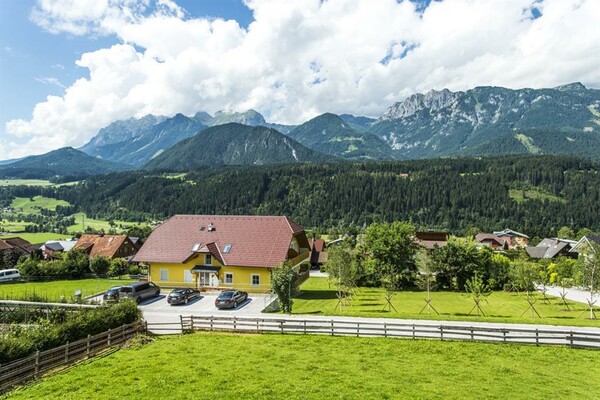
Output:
left=257, top=319, right=260, bottom=333
left=233, top=316, right=237, bottom=331
left=144, top=320, right=148, bottom=335
left=86, top=334, right=91, bottom=357
left=303, top=320, right=307, bottom=335
left=108, top=329, right=112, bottom=346
left=503, top=330, right=507, bottom=343
left=210, top=315, right=214, bottom=331
left=470, top=327, right=474, bottom=340
left=65, top=341, right=70, bottom=362
left=180, top=315, right=184, bottom=333
left=569, top=331, right=573, bottom=347
left=384, top=322, right=387, bottom=338
left=280, top=320, right=284, bottom=334
left=412, top=324, right=415, bottom=340
left=535, top=329, right=539, bottom=346
left=331, top=320, right=334, bottom=336
left=356, top=322, right=360, bottom=337
left=191, top=316, right=195, bottom=332
left=34, top=351, right=40, bottom=378
left=440, top=326, right=444, bottom=341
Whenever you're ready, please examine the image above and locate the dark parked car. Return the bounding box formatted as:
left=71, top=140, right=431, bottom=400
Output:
left=119, top=282, right=160, bottom=303
left=167, top=288, right=201, bottom=305
left=103, top=286, right=122, bottom=302
left=215, top=290, right=248, bottom=309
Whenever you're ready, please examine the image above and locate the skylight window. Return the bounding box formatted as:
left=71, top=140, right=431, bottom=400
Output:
left=223, top=244, right=232, bottom=253
left=192, top=243, right=201, bottom=252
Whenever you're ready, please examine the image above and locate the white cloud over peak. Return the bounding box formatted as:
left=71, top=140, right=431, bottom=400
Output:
left=3, top=0, right=600, bottom=160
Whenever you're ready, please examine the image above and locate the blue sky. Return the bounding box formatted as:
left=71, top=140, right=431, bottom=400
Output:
left=0, top=0, right=598, bottom=161
left=0, top=0, right=254, bottom=152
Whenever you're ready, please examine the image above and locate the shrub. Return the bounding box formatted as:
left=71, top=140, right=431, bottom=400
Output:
left=109, top=258, right=129, bottom=277
left=90, top=255, right=111, bottom=275
left=0, top=302, right=141, bottom=364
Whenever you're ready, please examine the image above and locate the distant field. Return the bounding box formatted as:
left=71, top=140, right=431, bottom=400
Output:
left=0, top=279, right=136, bottom=302
left=0, top=232, right=70, bottom=243
left=0, top=219, right=29, bottom=232
left=10, top=196, right=70, bottom=213
left=293, top=278, right=600, bottom=327
left=0, top=179, right=80, bottom=187
left=508, top=188, right=565, bottom=204
left=5, top=332, right=600, bottom=400
left=67, top=212, right=146, bottom=234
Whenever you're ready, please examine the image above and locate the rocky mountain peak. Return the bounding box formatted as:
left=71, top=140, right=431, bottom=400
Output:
left=380, top=88, right=460, bottom=120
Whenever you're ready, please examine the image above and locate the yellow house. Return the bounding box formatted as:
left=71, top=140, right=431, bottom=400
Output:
left=133, top=215, right=310, bottom=292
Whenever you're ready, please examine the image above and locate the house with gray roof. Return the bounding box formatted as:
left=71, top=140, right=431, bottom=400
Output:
left=526, top=238, right=578, bottom=259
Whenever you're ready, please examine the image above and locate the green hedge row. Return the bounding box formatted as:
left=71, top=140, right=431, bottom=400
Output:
left=0, top=301, right=141, bottom=365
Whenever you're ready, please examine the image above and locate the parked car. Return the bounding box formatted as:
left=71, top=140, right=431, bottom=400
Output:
left=0, top=268, right=20, bottom=283
left=167, top=288, right=201, bottom=305
left=103, top=286, right=122, bottom=303
left=215, top=290, right=248, bottom=309
left=119, top=282, right=160, bottom=303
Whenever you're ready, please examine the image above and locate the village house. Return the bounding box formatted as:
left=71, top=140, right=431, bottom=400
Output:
left=132, top=215, right=311, bottom=292
left=569, top=235, right=600, bottom=254
left=492, top=229, right=529, bottom=249
left=0, top=237, right=34, bottom=256
left=475, top=233, right=509, bottom=250
left=40, top=239, right=77, bottom=259
left=73, top=234, right=139, bottom=260
left=415, top=231, right=450, bottom=249
left=526, top=238, right=578, bottom=259
left=309, top=238, right=328, bottom=268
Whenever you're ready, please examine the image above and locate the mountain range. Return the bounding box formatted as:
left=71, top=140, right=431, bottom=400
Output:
left=2, top=83, right=599, bottom=178
left=0, top=147, right=131, bottom=179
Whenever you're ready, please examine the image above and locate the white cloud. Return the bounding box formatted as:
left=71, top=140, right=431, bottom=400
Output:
left=3, top=0, right=600, bottom=160
left=34, top=76, right=66, bottom=88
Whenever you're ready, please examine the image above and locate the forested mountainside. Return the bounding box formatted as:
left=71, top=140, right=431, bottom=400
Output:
left=6, top=155, right=596, bottom=237
left=287, top=113, right=394, bottom=160
left=144, top=123, right=331, bottom=170
left=0, top=147, right=131, bottom=179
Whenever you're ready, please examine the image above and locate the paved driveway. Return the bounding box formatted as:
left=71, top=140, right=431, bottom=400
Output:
left=140, top=292, right=275, bottom=332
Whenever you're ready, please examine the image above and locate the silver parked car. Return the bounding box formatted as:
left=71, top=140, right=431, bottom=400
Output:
left=119, top=282, right=160, bottom=303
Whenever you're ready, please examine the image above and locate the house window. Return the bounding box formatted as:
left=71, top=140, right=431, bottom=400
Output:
left=205, top=254, right=212, bottom=265
left=224, top=272, right=233, bottom=285
left=223, top=244, right=232, bottom=253
left=251, top=274, right=260, bottom=286
left=290, top=240, right=299, bottom=252
left=160, top=268, right=168, bottom=281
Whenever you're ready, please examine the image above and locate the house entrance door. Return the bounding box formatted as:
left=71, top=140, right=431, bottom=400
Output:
left=199, top=272, right=219, bottom=287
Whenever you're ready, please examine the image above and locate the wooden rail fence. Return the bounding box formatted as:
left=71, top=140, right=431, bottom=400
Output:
left=0, top=322, right=141, bottom=393
left=171, top=315, right=600, bottom=349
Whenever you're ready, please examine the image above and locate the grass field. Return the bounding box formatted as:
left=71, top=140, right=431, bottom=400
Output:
left=0, top=219, right=29, bottom=232
left=0, top=279, right=135, bottom=302
left=0, top=232, right=71, bottom=243
left=67, top=212, right=146, bottom=234
left=10, top=196, right=71, bottom=214
left=0, top=179, right=80, bottom=187
left=4, top=332, right=600, bottom=400
left=508, top=188, right=565, bottom=204
left=292, top=278, right=600, bottom=327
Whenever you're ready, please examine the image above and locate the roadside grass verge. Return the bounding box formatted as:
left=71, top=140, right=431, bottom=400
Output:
left=3, top=332, right=600, bottom=400
left=292, top=278, right=600, bottom=328
left=0, top=279, right=135, bottom=302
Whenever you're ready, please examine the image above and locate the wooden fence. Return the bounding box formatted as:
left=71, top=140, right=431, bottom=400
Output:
left=174, top=315, right=600, bottom=349
left=0, top=322, right=141, bottom=393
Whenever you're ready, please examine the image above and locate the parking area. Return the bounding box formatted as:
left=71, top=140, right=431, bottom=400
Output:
left=140, top=291, right=272, bottom=318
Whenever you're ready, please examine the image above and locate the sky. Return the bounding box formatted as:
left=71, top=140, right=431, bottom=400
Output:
left=0, top=0, right=599, bottom=161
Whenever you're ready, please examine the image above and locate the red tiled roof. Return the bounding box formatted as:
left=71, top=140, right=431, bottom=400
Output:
left=73, top=234, right=128, bottom=258
left=0, top=237, right=34, bottom=254
left=311, top=239, right=325, bottom=252
left=133, top=215, right=306, bottom=268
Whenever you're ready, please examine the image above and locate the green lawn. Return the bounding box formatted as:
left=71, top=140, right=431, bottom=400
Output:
left=0, top=232, right=72, bottom=243
left=0, top=279, right=135, bottom=302
left=10, top=196, right=71, bottom=214
left=292, top=278, right=600, bottom=327
left=4, top=332, right=600, bottom=400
